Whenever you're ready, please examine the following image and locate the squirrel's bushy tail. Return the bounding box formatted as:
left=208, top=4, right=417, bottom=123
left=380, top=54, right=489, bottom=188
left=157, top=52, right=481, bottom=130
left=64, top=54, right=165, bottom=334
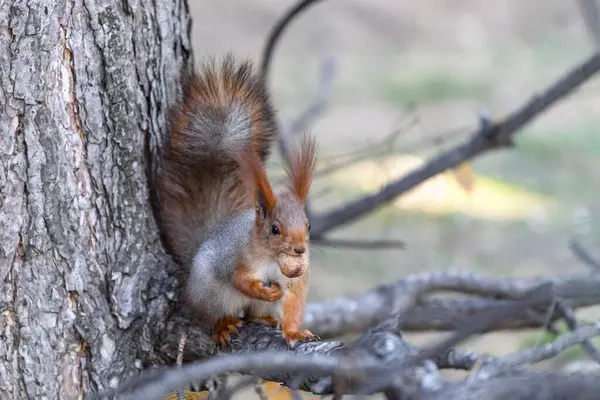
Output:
left=157, top=54, right=278, bottom=266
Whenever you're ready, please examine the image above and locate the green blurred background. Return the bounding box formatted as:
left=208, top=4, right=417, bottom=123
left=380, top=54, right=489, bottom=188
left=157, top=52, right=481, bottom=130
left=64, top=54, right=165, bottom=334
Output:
left=189, top=0, right=600, bottom=375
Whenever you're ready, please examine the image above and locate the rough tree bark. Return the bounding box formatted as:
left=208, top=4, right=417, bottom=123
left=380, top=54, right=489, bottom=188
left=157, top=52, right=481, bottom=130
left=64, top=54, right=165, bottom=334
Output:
left=0, top=0, right=192, bottom=398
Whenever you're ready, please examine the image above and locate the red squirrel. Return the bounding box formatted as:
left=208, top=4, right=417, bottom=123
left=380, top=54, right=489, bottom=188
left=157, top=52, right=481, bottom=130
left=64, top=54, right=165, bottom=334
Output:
left=157, top=54, right=318, bottom=347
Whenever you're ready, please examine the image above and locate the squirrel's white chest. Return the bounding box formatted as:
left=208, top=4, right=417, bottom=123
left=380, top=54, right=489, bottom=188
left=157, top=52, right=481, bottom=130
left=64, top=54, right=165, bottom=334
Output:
left=246, top=258, right=286, bottom=319
left=253, top=258, right=286, bottom=287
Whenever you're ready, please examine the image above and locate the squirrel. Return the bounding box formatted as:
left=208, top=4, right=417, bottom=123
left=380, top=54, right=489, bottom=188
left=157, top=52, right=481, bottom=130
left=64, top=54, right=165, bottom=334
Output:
left=156, top=54, right=319, bottom=348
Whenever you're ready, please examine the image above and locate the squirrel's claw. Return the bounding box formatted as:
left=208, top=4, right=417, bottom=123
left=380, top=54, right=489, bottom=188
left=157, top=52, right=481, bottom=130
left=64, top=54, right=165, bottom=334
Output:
left=212, top=316, right=244, bottom=345
left=282, top=329, right=319, bottom=348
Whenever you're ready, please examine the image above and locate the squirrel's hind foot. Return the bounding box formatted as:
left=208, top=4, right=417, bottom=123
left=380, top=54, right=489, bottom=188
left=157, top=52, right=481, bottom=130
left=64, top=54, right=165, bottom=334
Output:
left=283, top=329, right=319, bottom=348
left=212, top=316, right=244, bottom=345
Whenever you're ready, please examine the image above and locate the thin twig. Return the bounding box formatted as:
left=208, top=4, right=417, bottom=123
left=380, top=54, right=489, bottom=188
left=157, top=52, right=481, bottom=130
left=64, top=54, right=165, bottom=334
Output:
left=481, top=321, right=600, bottom=377
left=555, top=299, right=600, bottom=364
left=312, top=238, right=405, bottom=250
left=577, top=0, right=600, bottom=47
left=569, top=237, right=600, bottom=272
left=284, top=52, right=337, bottom=139
left=309, top=51, right=600, bottom=236
left=260, top=0, right=326, bottom=79
left=275, top=50, right=336, bottom=178
left=176, top=333, right=187, bottom=400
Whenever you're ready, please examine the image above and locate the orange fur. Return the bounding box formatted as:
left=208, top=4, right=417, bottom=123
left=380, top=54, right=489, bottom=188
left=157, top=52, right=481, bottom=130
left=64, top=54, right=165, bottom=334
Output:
left=236, top=146, right=278, bottom=213
left=249, top=316, right=280, bottom=328
left=286, top=134, right=317, bottom=204
left=281, top=273, right=317, bottom=345
left=212, top=316, right=244, bottom=345
left=232, top=263, right=283, bottom=302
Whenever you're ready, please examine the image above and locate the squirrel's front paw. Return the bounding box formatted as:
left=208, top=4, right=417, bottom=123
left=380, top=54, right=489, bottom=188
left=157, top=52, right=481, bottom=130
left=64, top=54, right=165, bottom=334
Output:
left=282, top=329, right=319, bottom=348
left=256, top=282, right=283, bottom=302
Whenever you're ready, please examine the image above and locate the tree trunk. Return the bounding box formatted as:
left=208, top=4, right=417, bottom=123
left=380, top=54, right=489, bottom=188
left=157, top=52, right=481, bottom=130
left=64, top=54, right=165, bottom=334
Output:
left=0, top=0, right=192, bottom=398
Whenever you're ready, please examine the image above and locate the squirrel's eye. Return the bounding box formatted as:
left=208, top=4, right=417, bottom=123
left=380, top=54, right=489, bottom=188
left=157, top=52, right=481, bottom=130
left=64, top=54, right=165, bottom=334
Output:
left=307, top=224, right=311, bottom=232
left=271, top=224, right=280, bottom=235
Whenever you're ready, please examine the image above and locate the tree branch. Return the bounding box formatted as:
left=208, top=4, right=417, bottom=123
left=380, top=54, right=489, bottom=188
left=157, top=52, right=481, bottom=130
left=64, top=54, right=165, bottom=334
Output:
left=260, top=0, right=326, bottom=80
left=106, top=284, right=599, bottom=400
left=476, top=321, right=600, bottom=378
left=303, top=269, right=600, bottom=338
left=311, top=237, right=405, bottom=250
left=578, top=0, right=600, bottom=47
left=569, top=237, right=600, bottom=272
left=554, top=299, right=600, bottom=364
left=308, top=51, right=600, bottom=236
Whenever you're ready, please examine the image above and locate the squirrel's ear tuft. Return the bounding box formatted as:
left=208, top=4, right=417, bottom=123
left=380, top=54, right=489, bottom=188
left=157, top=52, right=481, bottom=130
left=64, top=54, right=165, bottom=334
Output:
left=286, top=134, right=317, bottom=204
left=236, top=145, right=277, bottom=214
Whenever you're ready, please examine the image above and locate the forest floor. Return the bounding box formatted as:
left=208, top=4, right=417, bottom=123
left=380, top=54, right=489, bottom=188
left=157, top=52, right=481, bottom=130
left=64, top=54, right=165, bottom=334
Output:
left=188, top=0, right=600, bottom=394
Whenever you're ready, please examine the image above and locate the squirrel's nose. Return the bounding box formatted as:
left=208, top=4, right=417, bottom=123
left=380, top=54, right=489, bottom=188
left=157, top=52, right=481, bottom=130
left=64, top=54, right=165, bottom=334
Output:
left=294, top=246, right=306, bottom=255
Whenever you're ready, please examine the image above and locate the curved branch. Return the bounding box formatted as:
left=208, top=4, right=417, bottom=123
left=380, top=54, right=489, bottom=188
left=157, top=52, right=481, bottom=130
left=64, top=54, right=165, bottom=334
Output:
left=260, top=0, right=326, bottom=79
left=309, top=51, right=600, bottom=236
left=303, top=269, right=600, bottom=338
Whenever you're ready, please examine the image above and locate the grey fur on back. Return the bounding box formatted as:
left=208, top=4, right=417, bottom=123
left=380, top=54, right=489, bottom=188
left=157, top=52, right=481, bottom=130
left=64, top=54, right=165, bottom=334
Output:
left=183, top=209, right=256, bottom=327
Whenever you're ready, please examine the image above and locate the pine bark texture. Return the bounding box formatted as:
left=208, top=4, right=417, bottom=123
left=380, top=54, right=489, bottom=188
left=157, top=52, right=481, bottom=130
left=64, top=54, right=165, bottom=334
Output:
left=0, top=0, right=192, bottom=398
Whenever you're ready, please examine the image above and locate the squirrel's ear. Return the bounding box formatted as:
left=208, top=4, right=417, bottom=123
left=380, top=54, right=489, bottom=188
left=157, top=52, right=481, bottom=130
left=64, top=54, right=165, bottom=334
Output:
left=256, top=191, right=270, bottom=219
left=236, top=145, right=277, bottom=214
left=286, top=134, right=317, bottom=205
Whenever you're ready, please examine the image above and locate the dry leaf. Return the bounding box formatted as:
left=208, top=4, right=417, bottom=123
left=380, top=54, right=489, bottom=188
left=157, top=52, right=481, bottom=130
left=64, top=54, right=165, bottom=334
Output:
left=451, top=162, right=475, bottom=192
left=262, top=381, right=293, bottom=400
left=163, top=391, right=209, bottom=400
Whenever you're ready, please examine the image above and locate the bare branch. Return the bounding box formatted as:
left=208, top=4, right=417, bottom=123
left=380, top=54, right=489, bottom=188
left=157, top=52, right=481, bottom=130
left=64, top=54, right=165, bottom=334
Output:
left=304, top=269, right=600, bottom=338
left=260, top=0, right=326, bottom=80
left=312, top=237, right=405, bottom=250
left=312, top=112, right=421, bottom=180
left=400, top=294, right=600, bottom=332
left=479, top=321, right=600, bottom=377
left=285, top=52, right=337, bottom=140
left=110, top=269, right=600, bottom=400
left=309, top=51, right=600, bottom=236
left=569, top=237, right=600, bottom=272
left=353, top=283, right=554, bottom=395
left=425, top=371, right=600, bottom=400
left=433, top=348, right=479, bottom=370
left=554, top=299, right=600, bottom=364
left=578, top=0, right=600, bottom=47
